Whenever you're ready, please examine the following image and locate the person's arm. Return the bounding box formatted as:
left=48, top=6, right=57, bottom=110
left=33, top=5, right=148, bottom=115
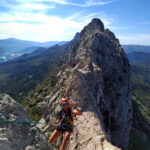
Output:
left=49, top=119, right=61, bottom=126
left=49, top=111, right=62, bottom=126
left=69, top=100, right=82, bottom=116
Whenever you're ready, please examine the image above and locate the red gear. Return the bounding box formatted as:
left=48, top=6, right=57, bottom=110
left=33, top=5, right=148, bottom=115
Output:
left=60, top=98, right=68, bottom=104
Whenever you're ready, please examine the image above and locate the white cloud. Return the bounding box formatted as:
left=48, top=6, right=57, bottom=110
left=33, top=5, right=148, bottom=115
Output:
left=0, top=0, right=116, bottom=42
left=117, top=34, right=150, bottom=45
left=68, top=12, right=114, bottom=27
left=22, top=3, right=55, bottom=10
left=0, top=7, right=115, bottom=42
left=0, top=0, right=55, bottom=13
left=0, top=13, right=83, bottom=41
left=15, top=0, right=115, bottom=7
left=83, top=0, right=115, bottom=7
left=51, top=0, right=115, bottom=7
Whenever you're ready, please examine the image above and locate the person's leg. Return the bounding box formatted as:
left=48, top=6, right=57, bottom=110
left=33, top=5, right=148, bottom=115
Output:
left=59, top=132, right=71, bottom=150
left=49, top=129, right=61, bottom=144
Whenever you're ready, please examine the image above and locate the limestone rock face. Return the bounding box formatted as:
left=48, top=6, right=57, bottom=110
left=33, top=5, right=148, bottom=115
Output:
left=0, top=94, right=51, bottom=150
left=42, top=18, right=132, bottom=150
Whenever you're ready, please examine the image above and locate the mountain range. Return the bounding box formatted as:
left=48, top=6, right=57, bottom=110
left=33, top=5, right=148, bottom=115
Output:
left=127, top=52, right=150, bottom=65
left=0, top=38, right=67, bottom=62
left=122, top=45, right=150, bottom=53
left=1, top=37, right=150, bottom=63
left=0, top=19, right=150, bottom=150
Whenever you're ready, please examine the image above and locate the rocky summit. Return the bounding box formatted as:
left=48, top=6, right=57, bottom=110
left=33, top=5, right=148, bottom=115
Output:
left=42, top=18, right=132, bottom=150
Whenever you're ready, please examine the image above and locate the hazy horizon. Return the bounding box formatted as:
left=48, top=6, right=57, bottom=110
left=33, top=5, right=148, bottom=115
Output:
left=0, top=37, right=150, bottom=46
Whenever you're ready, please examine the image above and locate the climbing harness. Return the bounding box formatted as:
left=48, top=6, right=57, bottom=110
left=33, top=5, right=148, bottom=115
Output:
left=56, top=107, right=74, bottom=133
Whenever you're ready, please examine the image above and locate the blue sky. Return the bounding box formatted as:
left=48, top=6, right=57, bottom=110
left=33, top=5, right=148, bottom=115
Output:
left=0, top=0, right=150, bottom=45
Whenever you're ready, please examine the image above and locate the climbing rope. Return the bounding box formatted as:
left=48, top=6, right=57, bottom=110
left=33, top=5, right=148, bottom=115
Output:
left=0, top=119, right=50, bottom=125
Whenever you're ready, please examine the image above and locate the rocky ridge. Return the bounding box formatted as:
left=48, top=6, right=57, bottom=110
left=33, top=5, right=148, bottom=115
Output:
left=0, top=18, right=133, bottom=150
left=42, top=18, right=132, bottom=150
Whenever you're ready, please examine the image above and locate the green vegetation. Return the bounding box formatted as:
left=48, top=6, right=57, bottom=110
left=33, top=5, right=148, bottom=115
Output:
left=131, top=64, right=150, bottom=124
left=0, top=45, right=70, bottom=101
left=0, top=43, right=72, bottom=122
left=66, top=69, right=73, bottom=78
left=129, top=128, right=150, bottom=150
left=21, top=69, right=59, bottom=121
left=128, top=64, right=150, bottom=150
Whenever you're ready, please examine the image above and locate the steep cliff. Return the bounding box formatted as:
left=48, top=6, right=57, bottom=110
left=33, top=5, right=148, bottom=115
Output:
left=42, top=18, right=132, bottom=150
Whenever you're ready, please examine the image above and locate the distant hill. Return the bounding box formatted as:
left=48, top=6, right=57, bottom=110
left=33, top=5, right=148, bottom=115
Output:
left=1, top=39, right=150, bottom=63
left=40, top=41, right=67, bottom=47
left=0, top=46, right=41, bottom=63
left=123, top=45, right=150, bottom=53
left=127, top=52, right=150, bottom=65
left=0, top=38, right=41, bottom=55
left=0, top=38, right=67, bottom=62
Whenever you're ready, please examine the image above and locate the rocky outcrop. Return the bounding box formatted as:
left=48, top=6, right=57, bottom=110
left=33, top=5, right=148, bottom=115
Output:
left=0, top=93, right=51, bottom=150
left=42, top=18, right=132, bottom=150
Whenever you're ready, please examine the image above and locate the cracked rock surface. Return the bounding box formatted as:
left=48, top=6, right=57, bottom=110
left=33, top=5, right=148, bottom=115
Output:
left=0, top=93, right=52, bottom=150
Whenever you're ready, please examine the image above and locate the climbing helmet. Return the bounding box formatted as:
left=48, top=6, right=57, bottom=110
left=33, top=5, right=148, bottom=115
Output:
left=60, top=98, right=68, bottom=105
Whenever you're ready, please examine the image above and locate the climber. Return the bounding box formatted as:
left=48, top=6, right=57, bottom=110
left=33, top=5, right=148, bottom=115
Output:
left=49, top=98, right=82, bottom=150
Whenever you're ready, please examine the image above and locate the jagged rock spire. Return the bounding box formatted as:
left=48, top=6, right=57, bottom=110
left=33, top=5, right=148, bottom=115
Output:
left=80, top=18, right=104, bottom=38
left=90, top=18, right=105, bottom=32
left=42, top=18, right=132, bottom=150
